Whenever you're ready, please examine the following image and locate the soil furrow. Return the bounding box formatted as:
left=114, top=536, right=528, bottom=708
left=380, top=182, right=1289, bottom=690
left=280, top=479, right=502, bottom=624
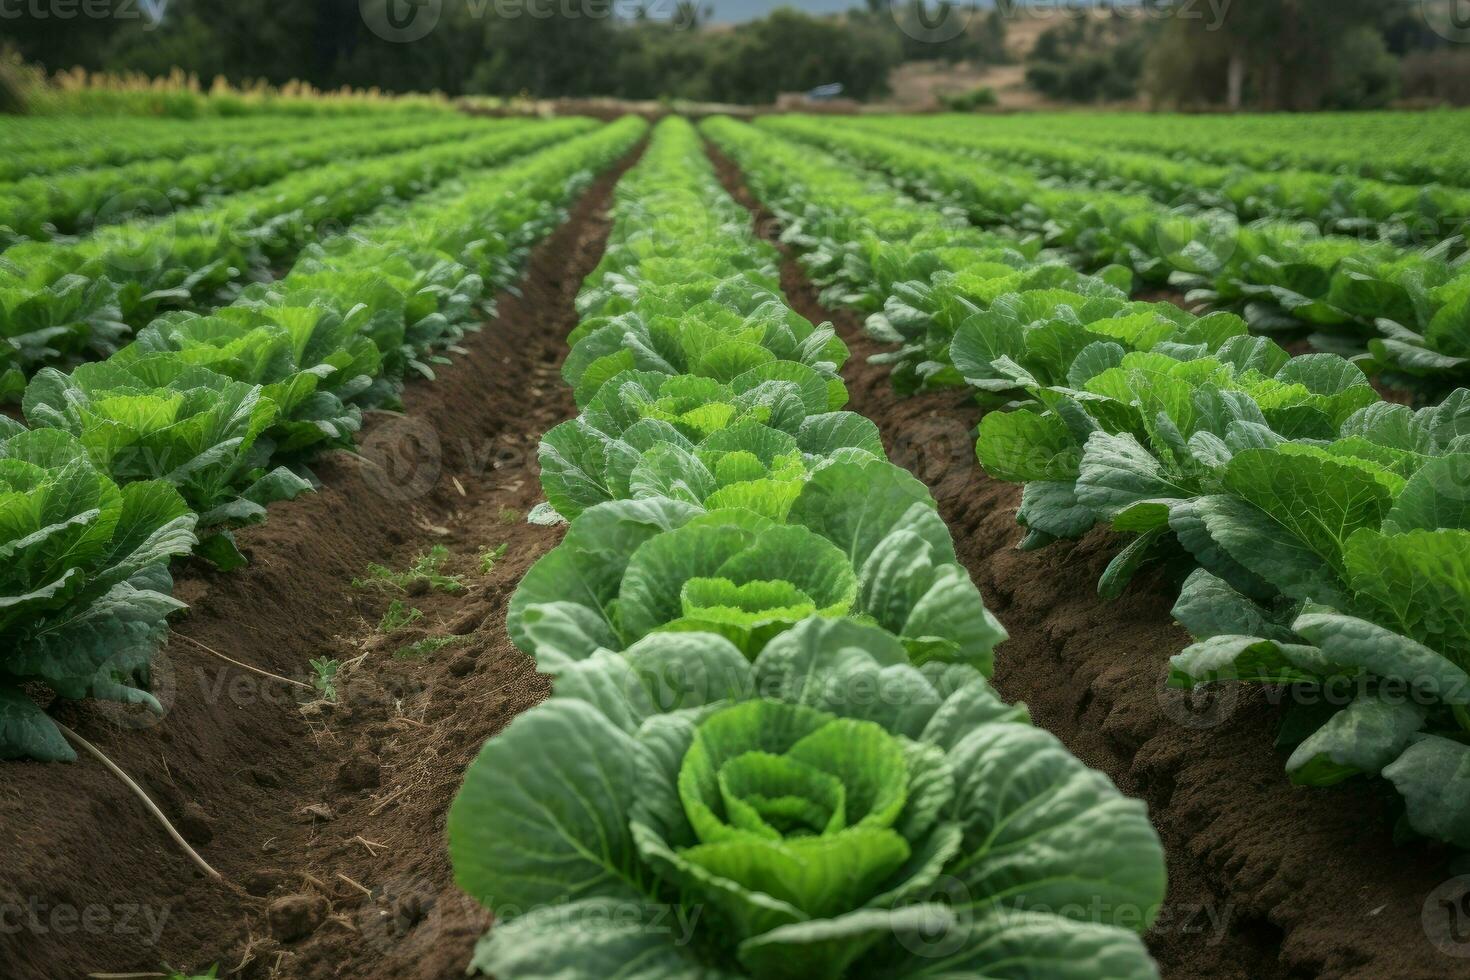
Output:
left=703, top=139, right=1469, bottom=980
left=0, top=144, right=643, bottom=980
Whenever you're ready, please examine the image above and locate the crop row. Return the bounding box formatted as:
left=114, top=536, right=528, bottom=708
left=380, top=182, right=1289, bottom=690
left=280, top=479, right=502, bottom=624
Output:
left=0, top=117, right=646, bottom=764
left=705, top=116, right=1470, bottom=852
left=23, top=81, right=451, bottom=122
left=0, top=118, right=598, bottom=394
left=843, top=115, right=1470, bottom=246
left=759, top=116, right=1470, bottom=400
left=0, top=113, right=348, bottom=182
left=959, top=110, right=1470, bottom=189
left=445, top=117, right=1166, bottom=980
left=0, top=114, right=497, bottom=247
left=764, top=116, right=1470, bottom=402
left=0, top=112, right=323, bottom=154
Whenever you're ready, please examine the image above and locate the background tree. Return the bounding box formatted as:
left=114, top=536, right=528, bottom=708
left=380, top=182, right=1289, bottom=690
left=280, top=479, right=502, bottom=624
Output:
left=1145, top=0, right=1399, bottom=110
left=1025, top=11, right=1151, bottom=104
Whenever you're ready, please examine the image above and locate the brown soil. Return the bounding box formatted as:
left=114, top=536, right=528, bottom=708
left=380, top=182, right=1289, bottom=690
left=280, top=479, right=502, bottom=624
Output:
left=706, top=140, right=1470, bottom=980
left=0, top=144, right=642, bottom=980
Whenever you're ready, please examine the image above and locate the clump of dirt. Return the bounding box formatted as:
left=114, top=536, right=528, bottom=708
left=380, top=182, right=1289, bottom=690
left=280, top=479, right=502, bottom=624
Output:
left=705, top=140, right=1469, bottom=980
left=0, top=143, right=643, bottom=980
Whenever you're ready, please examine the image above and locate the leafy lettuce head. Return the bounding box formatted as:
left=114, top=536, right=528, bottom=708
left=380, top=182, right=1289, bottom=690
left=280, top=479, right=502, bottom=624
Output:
left=450, top=618, right=1165, bottom=979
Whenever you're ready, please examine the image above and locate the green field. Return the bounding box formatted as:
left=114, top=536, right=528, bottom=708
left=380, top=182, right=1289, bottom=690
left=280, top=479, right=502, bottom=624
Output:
left=4, top=105, right=1469, bottom=980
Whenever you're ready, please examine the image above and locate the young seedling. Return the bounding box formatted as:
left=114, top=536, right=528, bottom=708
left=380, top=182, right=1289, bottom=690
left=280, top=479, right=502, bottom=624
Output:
left=496, top=507, right=520, bottom=525
left=352, top=545, right=464, bottom=594
left=310, top=658, right=341, bottom=702
left=377, top=600, right=423, bottom=633
left=479, top=543, right=509, bottom=574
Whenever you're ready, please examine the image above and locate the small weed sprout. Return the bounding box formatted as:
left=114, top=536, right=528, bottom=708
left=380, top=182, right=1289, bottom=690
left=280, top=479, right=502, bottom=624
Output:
left=479, top=542, right=509, bottom=574
left=353, top=545, right=464, bottom=593
left=310, top=658, right=341, bottom=702
left=378, top=600, right=423, bottom=633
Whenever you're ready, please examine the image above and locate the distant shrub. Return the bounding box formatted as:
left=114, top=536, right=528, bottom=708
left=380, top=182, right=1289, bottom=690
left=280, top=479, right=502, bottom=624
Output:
left=1025, top=17, right=1147, bottom=103
left=0, top=48, right=41, bottom=114
left=941, top=86, right=998, bottom=111
left=0, top=68, right=25, bottom=115
left=1323, top=27, right=1400, bottom=110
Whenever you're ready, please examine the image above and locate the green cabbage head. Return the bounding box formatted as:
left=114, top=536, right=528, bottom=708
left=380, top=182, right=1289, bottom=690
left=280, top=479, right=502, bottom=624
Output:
left=450, top=617, right=1165, bottom=980
left=510, top=458, right=1007, bottom=673
left=0, top=424, right=197, bottom=760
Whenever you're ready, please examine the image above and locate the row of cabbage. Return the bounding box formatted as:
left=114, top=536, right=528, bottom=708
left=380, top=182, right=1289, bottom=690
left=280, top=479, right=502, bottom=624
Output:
left=445, top=117, right=1167, bottom=980
left=0, top=118, right=595, bottom=396
left=0, top=114, right=498, bottom=247
left=705, top=116, right=1470, bottom=852
left=845, top=115, right=1470, bottom=246
left=957, top=111, right=1470, bottom=190
left=1, top=113, right=317, bottom=155
left=759, top=116, right=1470, bottom=401
left=0, top=117, right=645, bottom=764
left=0, top=113, right=341, bottom=182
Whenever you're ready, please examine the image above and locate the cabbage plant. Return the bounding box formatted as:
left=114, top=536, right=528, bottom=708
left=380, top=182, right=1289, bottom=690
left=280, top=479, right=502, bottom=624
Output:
left=0, top=349, right=21, bottom=402
left=22, top=355, right=309, bottom=568
left=0, top=272, right=130, bottom=384
left=0, top=423, right=197, bottom=760
left=540, top=367, right=884, bottom=520
left=117, top=305, right=374, bottom=458
left=450, top=618, right=1164, bottom=979
left=566, top=280, right=850, bottom=408
left=511, top=456, right=1005, bottom=672
left=1170, top=487, right=1470, bottom=847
